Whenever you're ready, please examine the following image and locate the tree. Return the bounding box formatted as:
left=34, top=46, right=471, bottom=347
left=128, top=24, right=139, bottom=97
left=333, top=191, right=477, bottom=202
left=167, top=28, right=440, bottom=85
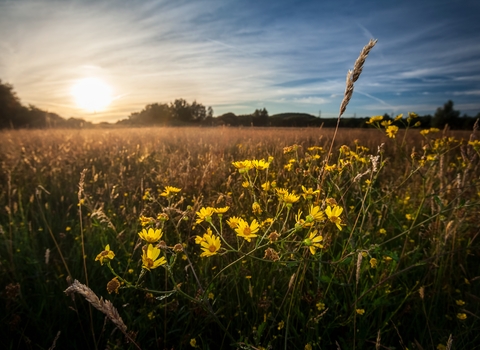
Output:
left=170, top=99, right=208, bottom=124
left=0, top=79, right=24, bottom=128
left=252, top=108, right=269, bottom=126
left=128, top=103, right=172, bottom=125
left=432, top=100, right=460, bottom=129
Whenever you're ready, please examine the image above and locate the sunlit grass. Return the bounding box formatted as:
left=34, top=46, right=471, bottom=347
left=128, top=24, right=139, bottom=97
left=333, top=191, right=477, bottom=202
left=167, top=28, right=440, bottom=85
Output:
left=1, top=124, right=479, bottom=349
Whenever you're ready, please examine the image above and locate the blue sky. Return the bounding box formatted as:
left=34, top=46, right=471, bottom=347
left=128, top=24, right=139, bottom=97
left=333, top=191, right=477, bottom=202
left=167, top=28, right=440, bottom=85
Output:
left=1, top=0, right=479, bottom=123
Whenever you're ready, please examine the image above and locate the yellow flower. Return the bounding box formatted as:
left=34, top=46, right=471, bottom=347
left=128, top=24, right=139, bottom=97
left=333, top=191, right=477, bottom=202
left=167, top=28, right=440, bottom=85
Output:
left=242, top=181, right=251, bottom=188
left=305, top=344, right=312, bottom=350
left=262, top=218, right=274, bottom=228
left=325, top=205, right=343, bottom=230
left=378, top=228, right=386, bottom=235
left=196, top=207, right=215, bottom=224
left=306, top=205, right=325, bottom=222
left=324, top=163, right=336, bottom=172
left=235, top=219, right=260, bottom=242
left=468, top=140, right=480, bottom=150
left=159, top=186, right=181, bottom=197
left=214, top=206, right=230, bottom=214
left=366, top=115, right=383, bottom=124
left=278, top=190, right=300, bottom=204
left=138, top=228, right=163, bottom=243
left=139, top=215, right=155, bottom=226
left=456, top=300, right=466, bottom=306
left=277, top=320, right=284, bottom=330
left=301, top=186, right=319, bottom=200
left=261, top=181, right=271, bottom=191
left=307, top=146, right=324, bottom=152
left=252, top=159, right=270, bottom=170
left=195, top=228, right=213, bottom=244
left=95, top=244, right=115, bottom=265
left=232, top=160, right=253, bottom=172
left=226, top=216, right=241, bottom=229
left=157, top=213, right=169, bottom=221
left=356, top=309, right=365, bottom=315
left=370, top=258, right=378, bottom=268
left=394, top=113, right=403, bottom=121
left=457, top=313, right=467, bottom=320
left=252, top=202, right=262, bottom=215
left=381, top=120, right=392, bottom=127
left=190, top=338, right=197, bottom=347
left=304, top=230, right=324, bottom=255
left=316, top=302, right=325, bottom=311
left=142, top=244, right=167, bottom=270
left=200, top=234, right=221, bottom=257
left=386, top=125, right=399, bottom=138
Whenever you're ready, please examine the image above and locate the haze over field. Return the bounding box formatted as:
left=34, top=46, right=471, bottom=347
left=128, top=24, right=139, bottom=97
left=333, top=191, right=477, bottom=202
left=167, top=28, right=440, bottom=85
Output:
left=1, top=0, right=479, bottom=123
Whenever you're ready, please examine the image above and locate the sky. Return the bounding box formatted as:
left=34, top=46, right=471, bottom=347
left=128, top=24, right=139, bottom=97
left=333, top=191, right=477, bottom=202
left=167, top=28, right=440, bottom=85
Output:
left=1, top=0, right=480, bottom=123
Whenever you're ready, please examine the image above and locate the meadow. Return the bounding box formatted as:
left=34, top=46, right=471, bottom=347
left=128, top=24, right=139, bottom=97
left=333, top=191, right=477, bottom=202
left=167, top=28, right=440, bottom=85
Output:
left=1, top=123, right=479, bottom=349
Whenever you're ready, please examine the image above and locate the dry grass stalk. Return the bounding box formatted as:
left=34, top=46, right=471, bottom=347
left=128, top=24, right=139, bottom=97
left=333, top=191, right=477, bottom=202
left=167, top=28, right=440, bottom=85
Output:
left=339, top=39, right=377, bottom=117
left=355, top=252, right=363, bottom=286
left=64, top=279, right=128, bottom=334
left=375, top=329, right=381, bottom=350
left=47, top=331, right=61, bottom=350
left=322, top=39, right=377, bottom=193
left=446, top=334, right=453, bottom=350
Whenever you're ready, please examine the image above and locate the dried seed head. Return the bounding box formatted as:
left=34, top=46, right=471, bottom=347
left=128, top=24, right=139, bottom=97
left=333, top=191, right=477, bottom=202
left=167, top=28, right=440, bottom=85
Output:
left=268, top=231, right=280, bottom=242
left=264, top=248, right=280, bottom=262
left=173, top=243, right=183, bottom=253
left=107, top=277, right=121, bottom=294
left=157, top=240, right=167, bottom=250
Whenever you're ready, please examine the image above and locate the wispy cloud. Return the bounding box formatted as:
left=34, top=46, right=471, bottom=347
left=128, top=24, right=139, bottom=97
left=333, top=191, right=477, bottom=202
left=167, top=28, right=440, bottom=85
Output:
left=1, top=0, right=480, bottom=122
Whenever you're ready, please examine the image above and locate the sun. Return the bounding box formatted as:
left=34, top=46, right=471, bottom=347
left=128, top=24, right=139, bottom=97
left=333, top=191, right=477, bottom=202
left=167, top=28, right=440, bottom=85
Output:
left=71, top=77, right=113, bottom=112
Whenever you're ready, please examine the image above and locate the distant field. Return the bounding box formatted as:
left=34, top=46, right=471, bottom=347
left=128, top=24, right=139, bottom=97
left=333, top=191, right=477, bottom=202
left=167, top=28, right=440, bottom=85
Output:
left=1, top=126, right=479, bottom=349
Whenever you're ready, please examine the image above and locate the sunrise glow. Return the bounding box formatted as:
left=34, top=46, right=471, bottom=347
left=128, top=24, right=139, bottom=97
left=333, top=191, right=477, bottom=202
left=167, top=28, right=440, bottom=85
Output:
left=71, top=77, right=113, bottom=112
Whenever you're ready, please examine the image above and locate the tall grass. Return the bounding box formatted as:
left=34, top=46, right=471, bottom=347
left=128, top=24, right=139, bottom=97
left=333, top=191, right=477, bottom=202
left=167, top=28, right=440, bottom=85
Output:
left=1, top=124, right=478, bottom=349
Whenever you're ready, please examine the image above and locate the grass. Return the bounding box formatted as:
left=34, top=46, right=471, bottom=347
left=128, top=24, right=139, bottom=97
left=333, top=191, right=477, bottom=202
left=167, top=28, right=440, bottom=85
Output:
left=0, top=124, right=479, bottom=349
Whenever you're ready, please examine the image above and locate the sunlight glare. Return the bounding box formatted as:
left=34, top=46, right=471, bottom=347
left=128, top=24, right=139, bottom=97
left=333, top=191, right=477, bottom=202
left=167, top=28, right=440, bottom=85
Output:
left=71, top=77, right=113, bottom=112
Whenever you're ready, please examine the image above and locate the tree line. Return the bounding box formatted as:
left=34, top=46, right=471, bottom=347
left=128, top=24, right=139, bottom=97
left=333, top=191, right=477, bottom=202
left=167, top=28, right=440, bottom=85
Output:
left=1, top=79, right=478, bottom=130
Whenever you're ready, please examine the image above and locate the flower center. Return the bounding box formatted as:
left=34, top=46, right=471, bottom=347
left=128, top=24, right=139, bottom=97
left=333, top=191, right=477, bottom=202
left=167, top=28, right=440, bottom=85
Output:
left=145, top=258, right=153, bottom=267
left=330, top=216, right=338, bottom=223
left=243, top=227, right=252, bottom=236
left=209, top=245, right=216, bottom=253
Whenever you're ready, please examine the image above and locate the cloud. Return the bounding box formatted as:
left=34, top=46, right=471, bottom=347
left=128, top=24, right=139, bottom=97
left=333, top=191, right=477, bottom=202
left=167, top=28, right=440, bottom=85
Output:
left=0, top=0, right=479, bottom=122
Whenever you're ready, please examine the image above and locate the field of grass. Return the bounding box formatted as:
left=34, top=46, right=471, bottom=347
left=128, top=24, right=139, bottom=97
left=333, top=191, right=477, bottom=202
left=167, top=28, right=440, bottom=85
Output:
left=1, top=124, right=479, bottom=349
